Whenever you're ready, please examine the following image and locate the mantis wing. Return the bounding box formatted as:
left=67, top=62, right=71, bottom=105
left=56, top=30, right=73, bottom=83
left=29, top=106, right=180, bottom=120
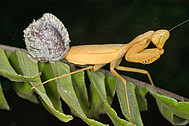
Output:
left=65, top=44, right=124, bottom=65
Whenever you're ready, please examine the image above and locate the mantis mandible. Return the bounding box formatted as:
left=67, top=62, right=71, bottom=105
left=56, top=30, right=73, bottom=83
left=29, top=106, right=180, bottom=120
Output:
left=31, top=17, right=189, bottom=125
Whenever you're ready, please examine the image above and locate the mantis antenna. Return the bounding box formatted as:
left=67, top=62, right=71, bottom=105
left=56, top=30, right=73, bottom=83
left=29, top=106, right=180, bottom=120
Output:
left=169, top=18, right=189, bottom=32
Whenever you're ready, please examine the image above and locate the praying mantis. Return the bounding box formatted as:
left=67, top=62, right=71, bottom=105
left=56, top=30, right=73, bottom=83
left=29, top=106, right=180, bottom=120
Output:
left=31, top=29, right=169, bottom=124
left=29, top=13, right=189, bottom=125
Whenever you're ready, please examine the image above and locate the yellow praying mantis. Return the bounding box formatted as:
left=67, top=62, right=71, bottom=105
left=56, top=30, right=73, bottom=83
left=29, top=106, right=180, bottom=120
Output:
left=31, top=18, right=189, bottom=125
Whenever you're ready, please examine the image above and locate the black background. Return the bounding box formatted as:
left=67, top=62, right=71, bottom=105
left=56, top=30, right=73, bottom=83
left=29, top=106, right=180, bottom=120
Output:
left=0, top=1, right=189, bottom=126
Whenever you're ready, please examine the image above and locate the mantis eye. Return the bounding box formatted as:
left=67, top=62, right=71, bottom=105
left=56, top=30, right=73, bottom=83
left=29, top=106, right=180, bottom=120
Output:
left=152, top=30, right=170, bottom=49
left=24, top=13, right=70, bottom=62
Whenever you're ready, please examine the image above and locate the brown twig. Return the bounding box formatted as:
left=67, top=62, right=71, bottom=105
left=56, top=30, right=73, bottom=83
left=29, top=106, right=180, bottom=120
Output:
left=0, top=44, right=27, bottom=53
left=0, top=44, right=188, bottom=101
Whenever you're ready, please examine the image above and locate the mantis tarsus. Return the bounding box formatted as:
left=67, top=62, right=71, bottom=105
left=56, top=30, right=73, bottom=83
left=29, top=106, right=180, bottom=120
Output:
left=31, top=17, right=189, bottom=125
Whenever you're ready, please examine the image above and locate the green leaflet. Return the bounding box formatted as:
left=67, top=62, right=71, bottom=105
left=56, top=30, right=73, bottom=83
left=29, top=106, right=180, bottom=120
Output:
left=34, top=83, right=73, bottom=123
left=12, top=82, right=39, bottom=103
left=135, top=85, right=148, bottom=111
left=12, top=50, right=73, bottom=122
left=0, top=81, right=10, bottom=110
left=50, top=61, right=107, bottom=126
left=87, top=72, right=116, bottom=119
left=87, top=70, right=133, bottom=126
left=116, top=79, right=143, bottom=126
left=0, top=49, right=40, bottom=82
left=39, top=62, right=63, bottom=112
left=105, top=74, right=116, bottom=105
left=71, top=71, right=89, bottom=117
left=6, top=50, right=38, bottom=103
left=88, top=70, right=107, bottom=119
left=148, top=86, right=189, bottom=125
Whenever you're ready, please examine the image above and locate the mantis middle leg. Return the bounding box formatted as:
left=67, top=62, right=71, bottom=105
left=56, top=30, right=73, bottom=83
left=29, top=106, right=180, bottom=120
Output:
left=110, top=60, right=134, bottom=124
left=116, top=66, right=154, bottom=86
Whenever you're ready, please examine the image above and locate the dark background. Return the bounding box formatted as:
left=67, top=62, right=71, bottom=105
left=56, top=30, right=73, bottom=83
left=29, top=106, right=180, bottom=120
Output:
left=0, top=1, right=189, bottom=126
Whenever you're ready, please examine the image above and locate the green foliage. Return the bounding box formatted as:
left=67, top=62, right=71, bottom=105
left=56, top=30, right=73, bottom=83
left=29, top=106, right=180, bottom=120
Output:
left=0, top=49, right=40, bottom=82
left=87, top=70, right=133, bottom=126
left=148, top=86, right=189, bottom=125
left=116, top=79, right=142, bottom=126
left=0, top=49, right=189, bottom=126
left=0, top=81, right=10, bottom=110
left=6, top=50, right=39, bottom=103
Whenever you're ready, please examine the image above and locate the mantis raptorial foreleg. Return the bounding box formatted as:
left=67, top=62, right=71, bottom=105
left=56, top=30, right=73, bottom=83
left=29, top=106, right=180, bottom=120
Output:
left=125, top=31, right=165, bottom=65
left=126, top=48, right=164, bottom=64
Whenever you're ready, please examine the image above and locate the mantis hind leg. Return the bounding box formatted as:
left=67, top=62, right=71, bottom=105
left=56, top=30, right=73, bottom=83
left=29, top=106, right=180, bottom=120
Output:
left=31, top=65, right=94, bottom=89
left=116, top=66, right=154, bottom=86
left=31, top=64, right=106, bottom=89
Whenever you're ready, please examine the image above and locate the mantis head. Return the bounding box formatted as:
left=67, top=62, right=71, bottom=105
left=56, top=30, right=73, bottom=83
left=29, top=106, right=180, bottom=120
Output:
left=151, top=30, right=170, bottom=49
